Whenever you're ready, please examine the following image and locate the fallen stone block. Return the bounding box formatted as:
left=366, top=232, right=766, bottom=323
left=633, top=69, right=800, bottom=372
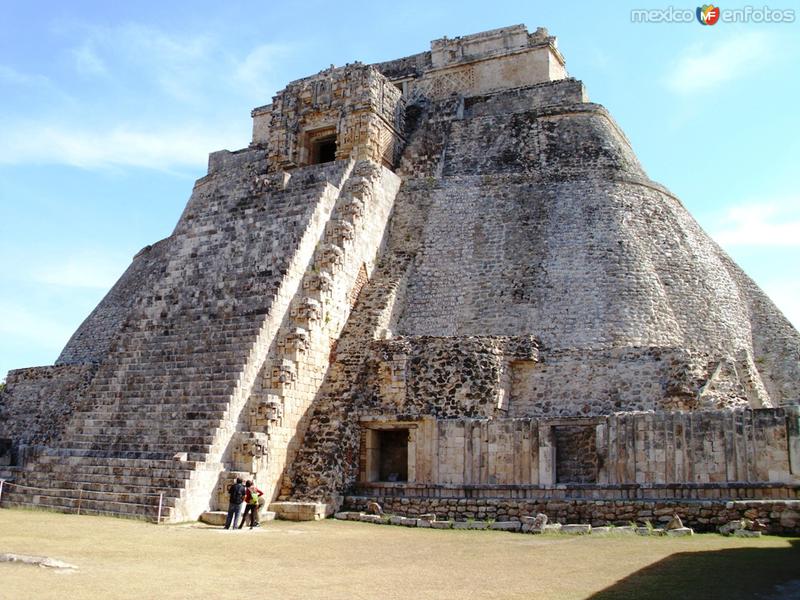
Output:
left=562, top=524, right=592, bottom=535
left=334, top=512, right=357, bottom=520
left=614, top=526, right=636, bottom=535
left=543, top=523, right=562, bottom=534
left=0, top=553, right=77, bottom=570
left=666, top=527, right=694, bottom=537
left=418, top=513, right=436, bottom=522
left=269, top=502, right=327, bottom=521
left=199, top=511, right=227, bottom=526
left=359, top=514, right=383, bottom=524
left=416, top=519, right=432, bottom=528
left=734, top=529, right=762, bottom=538
left=490, top=521, right=522, bottom=532
left=366, top=501, right=383, bottom=515
left=430, top=520, right=453, bottom=529
left=665, top=514, right=684, bottom=530
left=719, top=520, right=745, bottom=536
left=591, top=526, right=612, bottom=535
left=650, top=529, right=667, bottom=536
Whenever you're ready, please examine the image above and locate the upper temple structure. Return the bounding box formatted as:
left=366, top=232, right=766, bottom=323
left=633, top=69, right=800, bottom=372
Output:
left=1, top=25, right=798, bottom=530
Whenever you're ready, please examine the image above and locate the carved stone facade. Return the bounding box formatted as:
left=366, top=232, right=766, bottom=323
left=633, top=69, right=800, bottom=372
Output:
left=1, top=25, right=798, bottom=528
left=253, top=64, right=405, bottom=171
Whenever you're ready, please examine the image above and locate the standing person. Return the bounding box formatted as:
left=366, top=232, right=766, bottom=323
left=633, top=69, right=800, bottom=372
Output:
left=223, top=477, right=246, bottom=530
left=239, top=480, right=265, bottom=529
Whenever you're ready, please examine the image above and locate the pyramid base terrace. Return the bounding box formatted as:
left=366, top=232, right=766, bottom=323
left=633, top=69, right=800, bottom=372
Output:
left=345, top=493, right=800, bottom=534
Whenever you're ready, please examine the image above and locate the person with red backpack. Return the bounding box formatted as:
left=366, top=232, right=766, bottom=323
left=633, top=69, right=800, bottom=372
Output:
left=239, top=480, right=265, bottom=529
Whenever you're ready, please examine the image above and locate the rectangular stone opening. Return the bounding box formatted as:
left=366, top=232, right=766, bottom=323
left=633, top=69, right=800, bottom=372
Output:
left=554, top=425, right=597, bottom=483
left=0, top=438, right=15, bottom=466
left=364, top=427, right=411, bottom=482
left=377, top=429, right=409, bottom=481
left=311, top=134, right=337, bottom=164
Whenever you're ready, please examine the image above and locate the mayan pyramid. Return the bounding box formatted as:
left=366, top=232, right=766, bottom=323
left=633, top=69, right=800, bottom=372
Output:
left=1, top=25, right=798, bottom=530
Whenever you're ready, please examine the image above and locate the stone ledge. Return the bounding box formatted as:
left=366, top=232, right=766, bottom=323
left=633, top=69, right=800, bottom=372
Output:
left=269, top=501, right=328, bottom=521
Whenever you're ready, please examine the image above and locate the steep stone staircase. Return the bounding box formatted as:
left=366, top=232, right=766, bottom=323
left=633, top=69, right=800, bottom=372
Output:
left=1, top=158, right=356, bottom=521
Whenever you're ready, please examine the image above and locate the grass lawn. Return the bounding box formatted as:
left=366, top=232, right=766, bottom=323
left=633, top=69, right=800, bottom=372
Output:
left=1, top=508, right=798, bottom=599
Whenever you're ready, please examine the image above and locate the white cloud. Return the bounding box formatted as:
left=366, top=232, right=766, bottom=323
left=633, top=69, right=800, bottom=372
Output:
left=233, top=43, right=290, bottom=98
left=0, top=120, right=244, bottom=170
left=72, top=42, right=107, bottom=77
left=710, top=198, right=800, bottom=247
left=0, top=65, right=51, bottom=87
left=664, top=32, right=771, bottom=95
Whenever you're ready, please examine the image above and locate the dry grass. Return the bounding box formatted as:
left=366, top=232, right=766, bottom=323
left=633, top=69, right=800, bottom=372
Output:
left=1, top=508, right=798, bottom=600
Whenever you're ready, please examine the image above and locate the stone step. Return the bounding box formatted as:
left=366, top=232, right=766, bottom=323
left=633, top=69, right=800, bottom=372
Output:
left=0, top=492, right=175, bottom=521
left=74, top=420, right=223, bottom=432
left=47, top=441, right=212, bottom=455
left=35, top=448, right=209, bottom=462
left=12, top=476, right=202, bottom=499
left=24, top=465, right=194, bottom=482
left=63, top=433, right=217, bottom=446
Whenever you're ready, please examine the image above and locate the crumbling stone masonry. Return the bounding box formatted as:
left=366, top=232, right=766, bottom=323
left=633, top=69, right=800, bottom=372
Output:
left=1, top=25, right=798, bottom=528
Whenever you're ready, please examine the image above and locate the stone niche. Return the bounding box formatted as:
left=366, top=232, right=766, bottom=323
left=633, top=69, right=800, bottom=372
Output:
left=359, top=420, right=418, bottom=484
left=253, top=63, right=406, bottom=171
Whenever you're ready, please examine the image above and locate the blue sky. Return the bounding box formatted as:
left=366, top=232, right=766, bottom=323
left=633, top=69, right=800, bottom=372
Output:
left=1, top=1, right=798, bottom=379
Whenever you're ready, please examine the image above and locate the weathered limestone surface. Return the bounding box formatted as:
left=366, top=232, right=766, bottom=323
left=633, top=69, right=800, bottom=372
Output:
left=1, top=24, right=798, bottom=525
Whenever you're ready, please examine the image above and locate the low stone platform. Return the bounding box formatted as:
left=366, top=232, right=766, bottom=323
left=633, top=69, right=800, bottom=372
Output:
left=332, top=512, right=697, bottom=536
left=269, top=501, right=329, bottom=521
left=345, top=496, right=800, bottom=534
left=200, top=510, right=276, bottom=526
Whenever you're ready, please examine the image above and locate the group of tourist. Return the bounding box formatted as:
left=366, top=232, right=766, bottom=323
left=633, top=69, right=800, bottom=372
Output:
left=223, top=477, right=266, bottom=530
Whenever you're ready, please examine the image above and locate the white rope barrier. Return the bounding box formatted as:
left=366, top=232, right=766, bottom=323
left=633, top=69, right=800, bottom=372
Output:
left=0, top=479, right=168, bottom=523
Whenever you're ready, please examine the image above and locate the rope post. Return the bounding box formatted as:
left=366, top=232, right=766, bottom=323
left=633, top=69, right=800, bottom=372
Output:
left=0, top=479, right=5, bottom=505
left=77, top=488, right=83, bottom=516
left=156, top=492, right=164, bottom=525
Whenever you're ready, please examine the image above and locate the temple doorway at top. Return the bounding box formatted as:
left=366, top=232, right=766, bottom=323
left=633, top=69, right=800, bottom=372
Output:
left=311, top=134, right=337, bottom=165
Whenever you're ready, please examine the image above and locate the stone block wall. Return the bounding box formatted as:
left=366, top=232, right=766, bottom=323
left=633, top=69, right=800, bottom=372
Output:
left=344, top=495, right=800, bottom=534
left=56, top=239, right=170, bottom=365
left=355, top=409, right=798, bottom=491
left=0, top=365, right=96, bottom=449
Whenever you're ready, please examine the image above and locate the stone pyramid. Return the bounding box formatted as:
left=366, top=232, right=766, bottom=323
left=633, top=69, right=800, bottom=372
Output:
left=1, top=25, right=798, bottom=531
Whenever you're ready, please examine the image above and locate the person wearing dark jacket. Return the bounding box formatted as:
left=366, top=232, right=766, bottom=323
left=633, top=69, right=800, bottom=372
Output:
left=223, top=477, right=246, bottom=530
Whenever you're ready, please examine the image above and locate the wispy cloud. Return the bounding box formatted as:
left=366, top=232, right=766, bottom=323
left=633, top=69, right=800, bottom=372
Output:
left=0, top=120, right=244, bottom=170
left=71, top=42, right=107, bottom=77
left=663, top=32, right=771, bottom=95
left=711, top=197, right=800, bottom=247
left=233, top=43, right=291, bottom=98
left=0, top=64, right=52, bottom=87
left=0, top=22, right=294, bottom=171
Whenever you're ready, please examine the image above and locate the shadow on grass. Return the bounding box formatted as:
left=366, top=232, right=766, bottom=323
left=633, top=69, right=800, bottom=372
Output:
left=590, top=538, right=800, bottom=600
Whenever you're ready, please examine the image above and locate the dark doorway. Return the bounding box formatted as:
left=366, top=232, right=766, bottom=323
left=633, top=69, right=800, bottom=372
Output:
left=0, top=438, right=15, bottom=466
left=312, top=135, right=337, bottom=164
left=378, top=429, right=408, bottom=482
left=554, top=426, right=597, bottom=483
